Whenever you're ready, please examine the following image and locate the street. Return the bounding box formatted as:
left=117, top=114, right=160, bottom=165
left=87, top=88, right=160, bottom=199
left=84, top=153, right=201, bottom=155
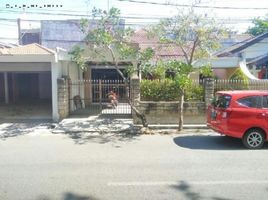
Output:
left=0, top=125, right=268, bottom=200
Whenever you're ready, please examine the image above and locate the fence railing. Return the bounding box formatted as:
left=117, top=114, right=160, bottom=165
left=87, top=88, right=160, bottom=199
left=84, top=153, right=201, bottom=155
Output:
left=68, top=79, right=131, bottom=114
left=214, top=79, right=268, bottom=92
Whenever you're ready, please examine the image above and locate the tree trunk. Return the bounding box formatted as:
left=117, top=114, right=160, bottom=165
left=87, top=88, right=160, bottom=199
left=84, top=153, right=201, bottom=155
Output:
left=109, top=46, right=148, bottom=128
left=128, top=100, right=148, bottom=127
left=178, top=92, right=184, bottom=131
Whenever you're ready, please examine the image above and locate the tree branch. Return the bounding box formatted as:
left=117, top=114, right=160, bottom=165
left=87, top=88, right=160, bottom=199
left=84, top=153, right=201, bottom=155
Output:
left=189, top=37, right=199, bottom=65
left=107, top=45, right=127, bottom=82
left=179, top=45, right=190, bottom=65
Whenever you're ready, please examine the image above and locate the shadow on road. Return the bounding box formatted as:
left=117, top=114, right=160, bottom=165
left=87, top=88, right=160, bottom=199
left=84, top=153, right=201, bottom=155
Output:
left=0, top=120, right=52, bottom=140
left=171, top=180, right=235, bottom=200
left=66, top=131, right=140, bottom=145
left=54, top=116, right=140, bottom=145
left=173, top=135, right=268, bottom=150
left=36, top=192, right=100, bottom=200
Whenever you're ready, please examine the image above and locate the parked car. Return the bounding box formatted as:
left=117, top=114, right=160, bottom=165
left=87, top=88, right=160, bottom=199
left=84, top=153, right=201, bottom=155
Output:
left=207, top=90, right=268, bottom=149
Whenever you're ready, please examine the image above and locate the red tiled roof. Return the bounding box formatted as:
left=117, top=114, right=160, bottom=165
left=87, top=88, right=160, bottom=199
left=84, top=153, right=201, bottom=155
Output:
left=0, top=43, right=55, bottom=55
left=131, top=29, right=185, bottom=60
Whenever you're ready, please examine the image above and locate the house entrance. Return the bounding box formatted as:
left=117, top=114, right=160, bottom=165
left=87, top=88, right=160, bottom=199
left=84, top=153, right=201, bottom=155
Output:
left=69, top=79, right=132, bottom=116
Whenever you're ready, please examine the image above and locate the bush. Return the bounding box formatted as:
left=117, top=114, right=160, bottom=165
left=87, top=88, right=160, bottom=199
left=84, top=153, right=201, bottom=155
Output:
left=141, top=79, right=180, bottom=101
left=141, top=79, right=205, bottom=101
left=185, top=85, right=204, bottom=101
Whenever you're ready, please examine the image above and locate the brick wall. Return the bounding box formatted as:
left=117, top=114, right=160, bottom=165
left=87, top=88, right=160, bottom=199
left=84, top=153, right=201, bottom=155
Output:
left=57, top=77, right=69, bottom=119
left=133, top=101, right=206, bottom=124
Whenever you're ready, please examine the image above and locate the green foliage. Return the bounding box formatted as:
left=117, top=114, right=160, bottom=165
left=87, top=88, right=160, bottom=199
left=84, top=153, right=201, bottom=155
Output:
left=141, top=79, right=204, bottom=101
left=139, top=47, right=154, bottom=62
left=185, top=85, right=204, bottom=101
left=230, top=68, right=248, bottom=81
left=229, top=68, right=249, bottom=90
left=69, top=7, right=138, bottom=76
left=69, top=46, right=87, bottom=70
left=141, top=79, right=180, bottom=101
left=200, top=64, right=213, bottom=77
left=148, top=10, right=226, bottom=65
left=246, top=15, right=268, bottom=36
left=141, top=60, right=195, bottom=100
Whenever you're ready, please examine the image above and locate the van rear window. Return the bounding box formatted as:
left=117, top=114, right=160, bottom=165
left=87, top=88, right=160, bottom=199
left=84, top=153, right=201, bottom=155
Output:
left=214, top=94, right=231, bottom=109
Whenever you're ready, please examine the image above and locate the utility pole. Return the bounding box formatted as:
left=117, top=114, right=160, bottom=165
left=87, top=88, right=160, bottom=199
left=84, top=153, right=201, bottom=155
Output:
left=17, top=18, right=21, bottom=45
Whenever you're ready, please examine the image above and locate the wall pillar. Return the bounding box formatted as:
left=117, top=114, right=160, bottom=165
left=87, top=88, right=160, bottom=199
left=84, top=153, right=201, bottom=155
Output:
left=51, top=62, right=59, bottom=122
left=130, top=75, right=141, bottom=123
left=57, top=77, right=69, bottom=120
left=130, top=75, right=140, bottom=104
left=204, top=77, right=215, bottom=108
left=4, top=72, right=9, bottom=104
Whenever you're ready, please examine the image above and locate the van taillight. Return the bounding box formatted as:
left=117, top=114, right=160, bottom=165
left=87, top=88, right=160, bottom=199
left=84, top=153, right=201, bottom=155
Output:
left=222, top=109, right=231, bottom=118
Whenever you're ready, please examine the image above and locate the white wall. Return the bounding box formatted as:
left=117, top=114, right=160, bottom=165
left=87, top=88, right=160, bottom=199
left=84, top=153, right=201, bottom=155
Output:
left=0, top=62, right=51, bottom=72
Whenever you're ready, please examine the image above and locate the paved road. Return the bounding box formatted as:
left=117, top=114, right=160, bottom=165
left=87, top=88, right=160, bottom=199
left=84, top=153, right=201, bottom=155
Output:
left=0, top=126, right=268, bottom=200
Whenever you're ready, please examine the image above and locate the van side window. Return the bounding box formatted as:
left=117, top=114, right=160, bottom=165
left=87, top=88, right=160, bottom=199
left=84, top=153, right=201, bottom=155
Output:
left=262, top=96, right=268, bottom=108
left=215, top=95, right=231, bottom=108
left=237, top=96, right=262, bottom=108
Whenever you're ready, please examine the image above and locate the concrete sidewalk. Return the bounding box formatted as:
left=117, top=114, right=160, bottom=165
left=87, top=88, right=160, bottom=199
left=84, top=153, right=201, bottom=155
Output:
left=52, top=115, right=207, bottom=134
left=0, top=116, right=208, bottom=138
left=52, top=116, right=135, bottom=134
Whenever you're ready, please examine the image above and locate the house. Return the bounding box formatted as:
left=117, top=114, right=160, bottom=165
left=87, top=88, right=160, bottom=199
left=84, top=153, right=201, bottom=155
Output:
left=0, top=43, right=74, bottom=121
left=219, top=32, right=252, bottom=50
left=195, top=32, right=268, bottom=79
left=20, top=28, right=40, bottom=45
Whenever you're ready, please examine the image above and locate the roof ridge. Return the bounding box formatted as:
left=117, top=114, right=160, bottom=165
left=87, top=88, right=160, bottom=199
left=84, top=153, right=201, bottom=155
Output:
left=216, top=32, right=268, bottom=57
left=33, top=43, right=55, bottom=54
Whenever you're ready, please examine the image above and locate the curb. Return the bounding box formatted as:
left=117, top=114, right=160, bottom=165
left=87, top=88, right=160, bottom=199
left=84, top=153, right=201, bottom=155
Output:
left=52, top=124, right=208, bottom=134
left=134, top=124, right=208, bottom=130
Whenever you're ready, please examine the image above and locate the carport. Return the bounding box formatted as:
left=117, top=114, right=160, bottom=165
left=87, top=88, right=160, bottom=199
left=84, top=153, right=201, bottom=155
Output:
left=0, top=44, right=60, bottom=121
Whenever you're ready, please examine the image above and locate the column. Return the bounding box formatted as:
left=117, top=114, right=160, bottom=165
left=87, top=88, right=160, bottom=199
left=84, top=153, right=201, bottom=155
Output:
left=51, top=62, right=59, bottom=122
left=204, top=77, right=215, bottom=108
left=4, top=72, right=9, bottom=104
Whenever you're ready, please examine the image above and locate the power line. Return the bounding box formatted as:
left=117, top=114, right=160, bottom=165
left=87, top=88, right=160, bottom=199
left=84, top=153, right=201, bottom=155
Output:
left=117, top=0, right=268, bottom=10
left=0, top=9, right=91, bottom=17
left=0, top=7, right=264, bottom=23
left=0, top=13, right=257, bottom=24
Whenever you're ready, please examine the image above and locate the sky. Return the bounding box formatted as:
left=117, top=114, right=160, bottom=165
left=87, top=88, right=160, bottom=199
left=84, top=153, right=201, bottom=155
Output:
left=0, top=0, right=268, bottom=44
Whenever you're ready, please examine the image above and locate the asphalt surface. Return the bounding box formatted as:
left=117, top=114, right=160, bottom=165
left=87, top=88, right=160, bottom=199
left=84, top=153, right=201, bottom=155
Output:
left=1, top=126, right=268, bottom=200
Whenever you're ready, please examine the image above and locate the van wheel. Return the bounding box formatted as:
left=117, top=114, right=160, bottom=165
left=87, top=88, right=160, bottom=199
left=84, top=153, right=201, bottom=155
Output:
left=242, top=129, right=265, bottom=149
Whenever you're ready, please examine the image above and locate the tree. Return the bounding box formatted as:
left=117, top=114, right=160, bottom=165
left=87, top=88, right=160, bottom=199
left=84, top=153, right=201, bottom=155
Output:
left=148, top=9, right=225, bottom=130
left=70, top=7, right=152, bottom=127
left=247, top=15, right=268, bottom=36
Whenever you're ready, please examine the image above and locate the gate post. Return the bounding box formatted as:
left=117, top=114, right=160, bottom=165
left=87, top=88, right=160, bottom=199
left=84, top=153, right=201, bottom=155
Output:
left=130, top=75, right=140, bottom=121
left=67, top=77, right=72, bottom=112
left=99, top=80, right=103, bottom=110
left=204, top=77, right=215, bottom=108
left=57, top=77, right=70, bottom=120
left=130, top=75, right=140, bottom=104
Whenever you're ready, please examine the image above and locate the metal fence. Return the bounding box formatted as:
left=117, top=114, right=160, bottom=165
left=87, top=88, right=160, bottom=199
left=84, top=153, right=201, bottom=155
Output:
left=214, top=79, right=268, bottom=92
left=69, top=79, right=131, bottom=115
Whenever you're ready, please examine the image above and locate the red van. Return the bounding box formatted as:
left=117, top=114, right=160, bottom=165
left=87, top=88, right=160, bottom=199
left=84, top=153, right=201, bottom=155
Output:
left=207, top=90, right=268, bottom=149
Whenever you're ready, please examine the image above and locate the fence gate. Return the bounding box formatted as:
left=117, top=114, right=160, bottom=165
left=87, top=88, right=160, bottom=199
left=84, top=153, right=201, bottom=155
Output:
left=69, top=79, right=132, bottom=116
